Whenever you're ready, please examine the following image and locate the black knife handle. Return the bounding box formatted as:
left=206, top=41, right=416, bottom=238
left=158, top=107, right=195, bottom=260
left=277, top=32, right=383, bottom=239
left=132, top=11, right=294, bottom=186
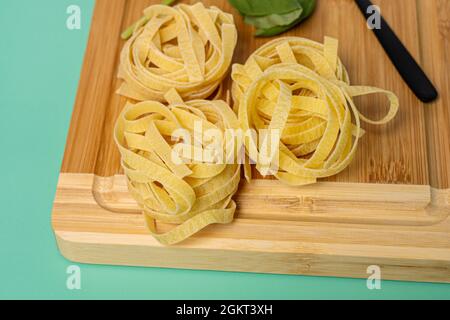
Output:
left=354, top=0, right=438, bottom=103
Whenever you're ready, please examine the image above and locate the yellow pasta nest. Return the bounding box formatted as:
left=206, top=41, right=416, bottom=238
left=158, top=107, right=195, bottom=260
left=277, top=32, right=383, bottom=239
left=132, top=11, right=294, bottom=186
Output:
left=114, top=92, right=241, bottom=245
left=232, top=37, right=399, bottom=185
left=118, top=3, right=238, bottom=102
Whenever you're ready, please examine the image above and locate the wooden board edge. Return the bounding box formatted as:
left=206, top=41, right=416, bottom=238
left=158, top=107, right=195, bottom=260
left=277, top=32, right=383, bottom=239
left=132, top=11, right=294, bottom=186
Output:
left=53, top=230, right=450, bottom=284
left=51, top=173, right=450, bottom=282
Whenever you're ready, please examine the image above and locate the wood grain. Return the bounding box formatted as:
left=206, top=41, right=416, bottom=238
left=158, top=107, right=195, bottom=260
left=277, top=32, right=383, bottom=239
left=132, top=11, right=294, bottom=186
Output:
left=417, top=0, right=450, bottom=189
left=61, top=0, right=434, bottom=185
left=54, top=0, right=450, bottom=282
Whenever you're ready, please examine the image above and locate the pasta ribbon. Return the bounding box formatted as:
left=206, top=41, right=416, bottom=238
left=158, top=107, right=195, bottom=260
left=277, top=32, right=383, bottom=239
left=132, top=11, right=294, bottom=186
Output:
left=118, top=3, right=238, bottom=102
left=114, top=94, right=241, bottom=245
left=232, top=37, right=399, bottom=185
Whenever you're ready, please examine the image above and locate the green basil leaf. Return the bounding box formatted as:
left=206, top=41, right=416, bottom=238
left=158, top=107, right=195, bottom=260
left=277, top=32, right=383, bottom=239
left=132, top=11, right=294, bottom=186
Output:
left=255, top=19, right=300, bottom=37
left=162, top=0, right=177, bottom=5
left=244, top=8, right=303, bottom=30
left=255, top=0, right=317, bottom=37
left=228, top=0, right=301, bottom=17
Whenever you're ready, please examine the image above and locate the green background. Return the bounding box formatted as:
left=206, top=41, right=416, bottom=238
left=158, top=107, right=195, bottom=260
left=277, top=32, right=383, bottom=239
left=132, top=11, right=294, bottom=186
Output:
left=0, top=0, right=448, bottom=300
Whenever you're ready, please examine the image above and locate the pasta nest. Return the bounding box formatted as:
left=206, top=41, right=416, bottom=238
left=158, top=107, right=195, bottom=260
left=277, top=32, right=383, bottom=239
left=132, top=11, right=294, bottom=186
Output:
left=114, top=93, right=241, bottom=245
left=118, top=3, right=238, bottom=102
left=232, top=37, right=399, bottom=185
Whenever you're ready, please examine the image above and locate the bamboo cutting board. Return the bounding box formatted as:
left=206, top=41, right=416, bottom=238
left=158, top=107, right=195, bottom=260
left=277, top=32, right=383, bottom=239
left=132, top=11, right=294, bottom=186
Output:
left=52, top=0, right=450, bottom=283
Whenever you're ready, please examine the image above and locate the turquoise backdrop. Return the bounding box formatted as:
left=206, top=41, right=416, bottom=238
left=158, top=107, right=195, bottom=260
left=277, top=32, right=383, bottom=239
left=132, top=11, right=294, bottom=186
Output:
left=0, top=0, right=448, bottom=299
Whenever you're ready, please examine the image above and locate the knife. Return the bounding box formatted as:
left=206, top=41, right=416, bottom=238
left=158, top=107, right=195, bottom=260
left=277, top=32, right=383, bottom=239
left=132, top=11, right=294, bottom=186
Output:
left=354, top=0, right=438, bottom=103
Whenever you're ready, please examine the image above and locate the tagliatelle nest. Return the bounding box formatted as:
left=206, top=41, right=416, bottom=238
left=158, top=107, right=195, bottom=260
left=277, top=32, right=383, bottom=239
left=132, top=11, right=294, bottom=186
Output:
left=232, top=37, right=399, bottom=185
left=114, top=90, right=241, bottom=245
left=118, top=3, right=238, bottom=102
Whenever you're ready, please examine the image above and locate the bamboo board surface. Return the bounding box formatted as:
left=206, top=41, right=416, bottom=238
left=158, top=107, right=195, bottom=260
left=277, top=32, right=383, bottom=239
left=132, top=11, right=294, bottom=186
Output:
left=52, top=0, right=450, bottom=283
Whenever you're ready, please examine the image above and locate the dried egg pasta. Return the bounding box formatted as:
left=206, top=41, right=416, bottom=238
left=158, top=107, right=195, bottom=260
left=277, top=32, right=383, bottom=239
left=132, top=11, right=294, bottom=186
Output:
left=118, top=3, right=238, bottom=102
left=114, top=93, right=241, bottom=245
left=232, top=37, right=399, bottom=185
